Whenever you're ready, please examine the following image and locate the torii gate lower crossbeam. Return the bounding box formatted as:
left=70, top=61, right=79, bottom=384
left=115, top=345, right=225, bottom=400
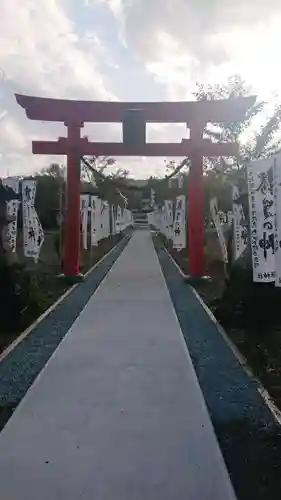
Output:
left=15, top=94, right=255, bottom=280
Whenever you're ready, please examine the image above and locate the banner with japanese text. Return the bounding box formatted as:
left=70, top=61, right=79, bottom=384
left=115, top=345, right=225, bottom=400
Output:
left=2, top=177, right=20, bottom=252
left=90, top=196, right=99, bottom=246
left=120, top=207, right=125, bottom=232
left=123, top=209, right=132, bottom=229
left=80, top=195, right=89, bottom=250
left=248, top=158, right=275, bottom=283
left=232, top=186, right=248, bottom=261
left=111, top=205, right=116, bottom=235
left=95, top=198, right=102, bottom=242
left=159, top=206, right=165, bottom=235
left=173, top=195, right=186, bottom=250
left=100, top=201, right=110, bottom=239
left=22, top=180, right=44, bottom=262
left=164, top=200, right=173, bottom=240
left=116, top=206, right=122, bottom=234
left=150, top=189, right=156, bottom=208
left=218, top=210, right=233, bottom=226
left=148, top=209, right=159, bottom=230
left=274, top=154, right=281, bottom=286
left=210, top=197, right=228, bottom=263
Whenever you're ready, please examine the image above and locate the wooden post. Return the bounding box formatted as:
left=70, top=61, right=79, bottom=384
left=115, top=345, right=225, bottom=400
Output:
left=63, top=122, right=82, bottom=279
left=188, top=121, right=205, bottom=277
left=58, top=177, right=64, bottom=270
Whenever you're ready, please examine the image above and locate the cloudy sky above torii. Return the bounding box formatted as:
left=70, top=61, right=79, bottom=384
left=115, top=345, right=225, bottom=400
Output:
left=0, top=0, right=280, bottom=179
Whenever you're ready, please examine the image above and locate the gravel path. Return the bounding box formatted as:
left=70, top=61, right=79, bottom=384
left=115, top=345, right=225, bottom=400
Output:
left=153, top=237, right=281, bottom=500
left=0, top=235, right=130, bottom=429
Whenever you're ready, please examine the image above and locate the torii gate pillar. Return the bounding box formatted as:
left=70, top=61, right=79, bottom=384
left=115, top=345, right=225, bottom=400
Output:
left=63, top=121, right=83, bottom=278
left=188, top=120, right=205, bottom=276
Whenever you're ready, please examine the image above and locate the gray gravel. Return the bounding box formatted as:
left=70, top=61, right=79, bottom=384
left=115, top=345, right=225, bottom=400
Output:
left=153, top=237, right=281, bottom=500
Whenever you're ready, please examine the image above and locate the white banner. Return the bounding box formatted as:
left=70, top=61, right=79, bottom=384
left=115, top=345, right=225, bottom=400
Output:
left=147, top=212, right=153, bottom=227
left=111, top=205, right=116, bottom=235
left=155, top=209, right=161, bottom=231
left=150, top=210, right=156, bottom=230
left=178, top=174, right=184, bottom=189
left=164, top=200, right=173, bottom=240
left=100, top=201, right=110, bottom=239
left=100, top=201, right=105, bottom=240
left=80, top=195, right=89, bottom=250
left=150, top=189, right=156, bottom=208
left=161, top=206, right=166, bottom=236
left=105, top=203, right=111, bottom=237
left=248, top=158, right=275, bottom=283
left=95, top=198, right=102, bottom=243
left=158, top=207, right=164, bottom=234
left=120, top=207, right=124, bottom=232
left=210, top=197, right=228, bottom=263
left=156, top=207, right=162, bottom=233
left=218, top=210, right=233, bottom=226
left=2, top=177, right=19, bottom=252
left=153, top=206, right=165, bottom=234
left=162, top=203, right=167, bottom=237
left=173, top=195, right=186, bottom=251
left=123, top=208, right=130, bottom=229
left=90, top=196, right=98, bottom=247
left=22, top=179, right=44, bottom=262
left=149, top=209, right=160, bottom=230
left=232, top=186, right=247, bottom=260
left=116, top=206, right=122, bottom=234
left=274, top=154, right=281, bottom=286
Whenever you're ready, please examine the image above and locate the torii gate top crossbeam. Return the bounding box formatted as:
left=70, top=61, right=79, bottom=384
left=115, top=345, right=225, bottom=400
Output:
left=15, top=94, right=256, bottom=124
left=15, top=91, right=256, bottom=280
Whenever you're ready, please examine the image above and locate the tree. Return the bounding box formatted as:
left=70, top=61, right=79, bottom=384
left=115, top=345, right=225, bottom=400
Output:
left=82, top=156, right=116, bottom=183
left=110, top=168, right=129, bottom=180
left=35, top=170, right=63, bottom=230
left=193, top=75, right=281, bottom=239
left=35, top=158, right=132, bottom=229
left=194, top=75, right=281, bottom=210
left=39, top=163, right=65, bottom=178
left=195, top=76, right=281, bottom=328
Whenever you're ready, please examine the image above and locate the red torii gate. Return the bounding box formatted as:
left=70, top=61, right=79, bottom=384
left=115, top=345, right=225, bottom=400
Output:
left=16, top=94, right=255, bottom=280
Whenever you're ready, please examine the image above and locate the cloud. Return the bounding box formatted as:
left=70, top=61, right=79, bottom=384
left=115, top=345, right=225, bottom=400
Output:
left=1, top=0, right=281, bottom=179
left=89, top=0, right=281, bottom=173
left=102, top=0, right=281, bottom=100
left=107, top=0, right=281, bottom=61
left=0, top=0, right=117, bottom=177
left=0, top=0, right=114, bottom=99
left=0, top=0, right=191, bottom=178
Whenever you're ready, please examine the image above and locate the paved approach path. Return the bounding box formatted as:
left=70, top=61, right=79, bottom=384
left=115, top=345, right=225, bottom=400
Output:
left=0, top=231, right=236, bottom=500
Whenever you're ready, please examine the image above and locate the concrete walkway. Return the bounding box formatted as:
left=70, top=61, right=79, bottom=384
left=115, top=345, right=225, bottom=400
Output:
left=0, top=231, right=236, bottom=500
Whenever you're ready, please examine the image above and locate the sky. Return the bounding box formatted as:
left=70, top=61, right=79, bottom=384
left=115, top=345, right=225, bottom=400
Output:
left=1, top=0, right=281, bottom=179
